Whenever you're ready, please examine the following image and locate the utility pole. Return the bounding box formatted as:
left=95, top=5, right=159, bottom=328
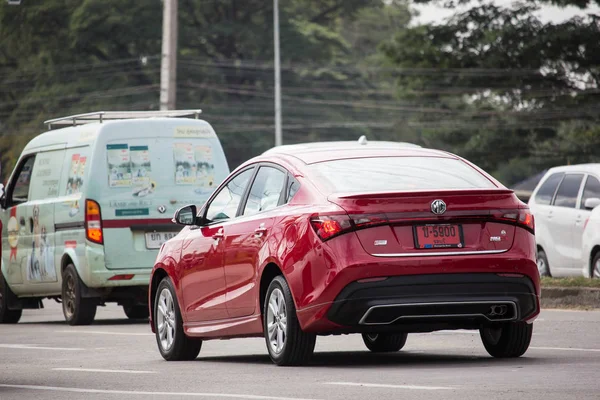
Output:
left=273, top=0, right=282, bottom=146
left=160, top=0, right=178, bottom=110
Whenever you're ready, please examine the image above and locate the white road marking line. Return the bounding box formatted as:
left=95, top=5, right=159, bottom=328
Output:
left=0, top=384, right=321, bottom=400
left=530, top=346, right=600, bottom=352
left=55, top=330, right=153, bottom=336
left=53, top=368, right=156, bottom=374
left=323, top=382, right=454, bottom=390
left=0, top=344, right=84, bottom=351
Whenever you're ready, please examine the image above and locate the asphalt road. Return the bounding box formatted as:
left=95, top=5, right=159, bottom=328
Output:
left=0, top=302, right=599, bottom=400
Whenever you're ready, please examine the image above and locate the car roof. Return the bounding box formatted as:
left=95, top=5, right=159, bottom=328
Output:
left=262, top=138, right=452, bottom=165
left=544, top=163, right=600, bottom=175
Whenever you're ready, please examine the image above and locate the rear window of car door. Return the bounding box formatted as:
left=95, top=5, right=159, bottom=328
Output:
left=534, top=173, right=564, bottom=205
left=553, top=174, right=584, bottom=208
left=580, top=175, right=600, bottom=209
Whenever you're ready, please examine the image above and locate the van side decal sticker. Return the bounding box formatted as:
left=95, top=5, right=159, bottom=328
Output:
left=65, top=153, right=86, bottom=217
left=7, top=207, right=19, bottom=261
left=131, top=146, right=155, bottom=198
left=27, top=205, right=56, bottom=282
left=107, top=144, right=132, bottom=187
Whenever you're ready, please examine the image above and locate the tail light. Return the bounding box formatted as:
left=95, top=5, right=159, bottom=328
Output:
left=498, top=211, right=535, bottom=234
left=310, top=213, right=388, bottom=241
left=86, top=199, right=104, bottom=244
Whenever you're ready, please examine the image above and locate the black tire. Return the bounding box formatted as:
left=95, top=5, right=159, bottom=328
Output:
left=263, top=275, right=316, bottom=366
left=537, top=248, right=552, bottom=277
left=480, top=322, right=533, bottom=358
left=61, top=264, right=97, bottom=326
left=123, top=304, right=150, bottom=320
left=0, top=275, right=22, bottom=324
left=591, top=252, right=600, bottom=279
left=362, top=333, right=407, bottom=353
left=154, top=277, right=202, bottom=361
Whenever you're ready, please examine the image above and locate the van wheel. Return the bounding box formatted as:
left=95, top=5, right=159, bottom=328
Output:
left=537, top=249, right=551, bottom=277
left=0, top=276, right=22, bottom=324
left=263, top=275, right=316, bottom=366
left=362, top=333, right=408, bottom=352
left=123, top=304, right=149, bottom=320
left=62, top=264, right=97, bottom=326
left=154, top=277, right=202, bottom=361
left=480, top=322, right=533, bottom=358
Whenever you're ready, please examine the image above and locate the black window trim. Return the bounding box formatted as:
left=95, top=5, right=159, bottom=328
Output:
left=551, top=173, right=585, bottom=208
left=579, top=173, right=600, bottom=210
left=5, top=153, right=37, bottom=208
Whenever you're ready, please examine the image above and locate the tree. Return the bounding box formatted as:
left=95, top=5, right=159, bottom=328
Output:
left=380, top=1, right=600, bottom=185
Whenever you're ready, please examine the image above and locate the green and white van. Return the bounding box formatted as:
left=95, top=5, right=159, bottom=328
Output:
left=0, top=110, right=229, bottom=325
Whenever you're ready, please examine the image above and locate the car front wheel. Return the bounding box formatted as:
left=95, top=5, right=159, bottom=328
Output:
left=480, top=322, right=533, bottom=358
left=362, top=333, right=408, bottom=353
left=154, top=277, right=201, bottom=361
left=264, top=275, right=316, bottom=366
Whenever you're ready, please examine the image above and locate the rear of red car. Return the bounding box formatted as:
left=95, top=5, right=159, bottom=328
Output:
left=290, top=153, right=540, bottom=336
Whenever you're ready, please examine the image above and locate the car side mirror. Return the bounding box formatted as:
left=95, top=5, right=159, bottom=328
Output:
left=584, top=197, right=600, bottom=210
left=172, top=205, right=198, bottom=226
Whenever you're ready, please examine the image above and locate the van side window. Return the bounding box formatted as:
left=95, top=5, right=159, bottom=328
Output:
left=534, top=173, right=564, bottom=205
left=29, top=150, right=66, bottom=201
left=553, top=174, right=584, bottom=208
left=9, top=156, right=36, bottom=206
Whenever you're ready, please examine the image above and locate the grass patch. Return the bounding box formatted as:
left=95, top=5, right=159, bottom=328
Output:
left=541, top=276, right=600, bottom=288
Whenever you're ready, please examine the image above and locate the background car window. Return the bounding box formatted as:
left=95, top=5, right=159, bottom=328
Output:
left=553, top=174, right=584, bottom=208
left=10, top=156, right=36, bottom=205
left=243, top=166, right=286, bottom=216
left=580, top=175, right=600, bottom=209
left=534, top=173, right=564, bottom=205
left=205, top=168, right=254, bottom=222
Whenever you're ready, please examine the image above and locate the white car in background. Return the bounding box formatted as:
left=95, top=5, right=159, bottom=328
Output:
left=529, top=164, right=600, bottom=277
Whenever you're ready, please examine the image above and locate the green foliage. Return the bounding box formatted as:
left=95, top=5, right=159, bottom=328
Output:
left=380, top=2, right=600, bottom=185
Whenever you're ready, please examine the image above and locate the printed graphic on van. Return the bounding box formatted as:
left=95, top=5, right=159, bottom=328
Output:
left=27, top=205, right=56, bottom=282
left=7, top=207, right=19, bottom=262
left=131, top=146, right=155, bottom=198
left=65, top=153, right=86, bottom=216
left=107, top=144, right=132, bottom=187
left=173, top=143, right=215, bottom=191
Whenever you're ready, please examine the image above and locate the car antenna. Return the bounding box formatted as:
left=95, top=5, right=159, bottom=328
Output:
left=358, top=135, right=368, bottom=145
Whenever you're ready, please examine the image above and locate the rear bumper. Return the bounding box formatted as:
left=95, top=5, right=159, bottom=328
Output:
left=323, top=273, right=538, bottom=333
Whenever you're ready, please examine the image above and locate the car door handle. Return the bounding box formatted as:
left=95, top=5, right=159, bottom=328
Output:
left=254, top=227, right=267, bottom=237
left=212, top=232, right=224, bottom=240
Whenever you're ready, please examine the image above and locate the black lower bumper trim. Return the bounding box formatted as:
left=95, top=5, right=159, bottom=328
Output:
left=326, top=273, right=537, bottom=328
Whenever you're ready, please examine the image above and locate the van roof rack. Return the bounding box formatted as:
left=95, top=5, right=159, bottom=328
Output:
left=44, top=109, right=202, bottom=130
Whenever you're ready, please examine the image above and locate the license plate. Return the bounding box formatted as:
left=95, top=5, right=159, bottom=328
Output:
left=145, top=231, right=177, bottom=249
left=414, top=224, right=463, bottom=249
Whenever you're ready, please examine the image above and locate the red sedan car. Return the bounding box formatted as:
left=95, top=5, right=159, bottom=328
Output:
left=149, top=140, right=540, bottom=366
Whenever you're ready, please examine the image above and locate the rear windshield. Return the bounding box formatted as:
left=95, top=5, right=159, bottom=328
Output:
left=307, top=156, right=496, bottom=193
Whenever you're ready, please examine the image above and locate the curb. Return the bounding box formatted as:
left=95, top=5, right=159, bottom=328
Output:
left=541, top=287, right=600, bottom=309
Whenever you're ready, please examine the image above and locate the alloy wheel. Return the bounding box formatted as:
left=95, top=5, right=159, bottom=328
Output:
left=266, top=288, right=287, bottom=354
left=156, top=288, right=176, bottom=351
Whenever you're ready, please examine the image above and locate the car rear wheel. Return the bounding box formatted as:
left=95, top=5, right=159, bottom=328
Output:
left=264, top=275, right=316, bottom=366
left=537, top=249, right=551, bottom=277
left=480, top=322, right=533, bottom=358
left=62, top=264, right=97, bottom=326
left=362, top=333, right=408, bottom=352
left=154, top=277, right=202, bottom=361
left=123, top=304, right=149, bottom=320
left=0, top=276, right=22, bottom=324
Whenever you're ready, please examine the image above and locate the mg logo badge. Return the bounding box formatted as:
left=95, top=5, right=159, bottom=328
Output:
left=430, top=199, right=447, bottom=215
